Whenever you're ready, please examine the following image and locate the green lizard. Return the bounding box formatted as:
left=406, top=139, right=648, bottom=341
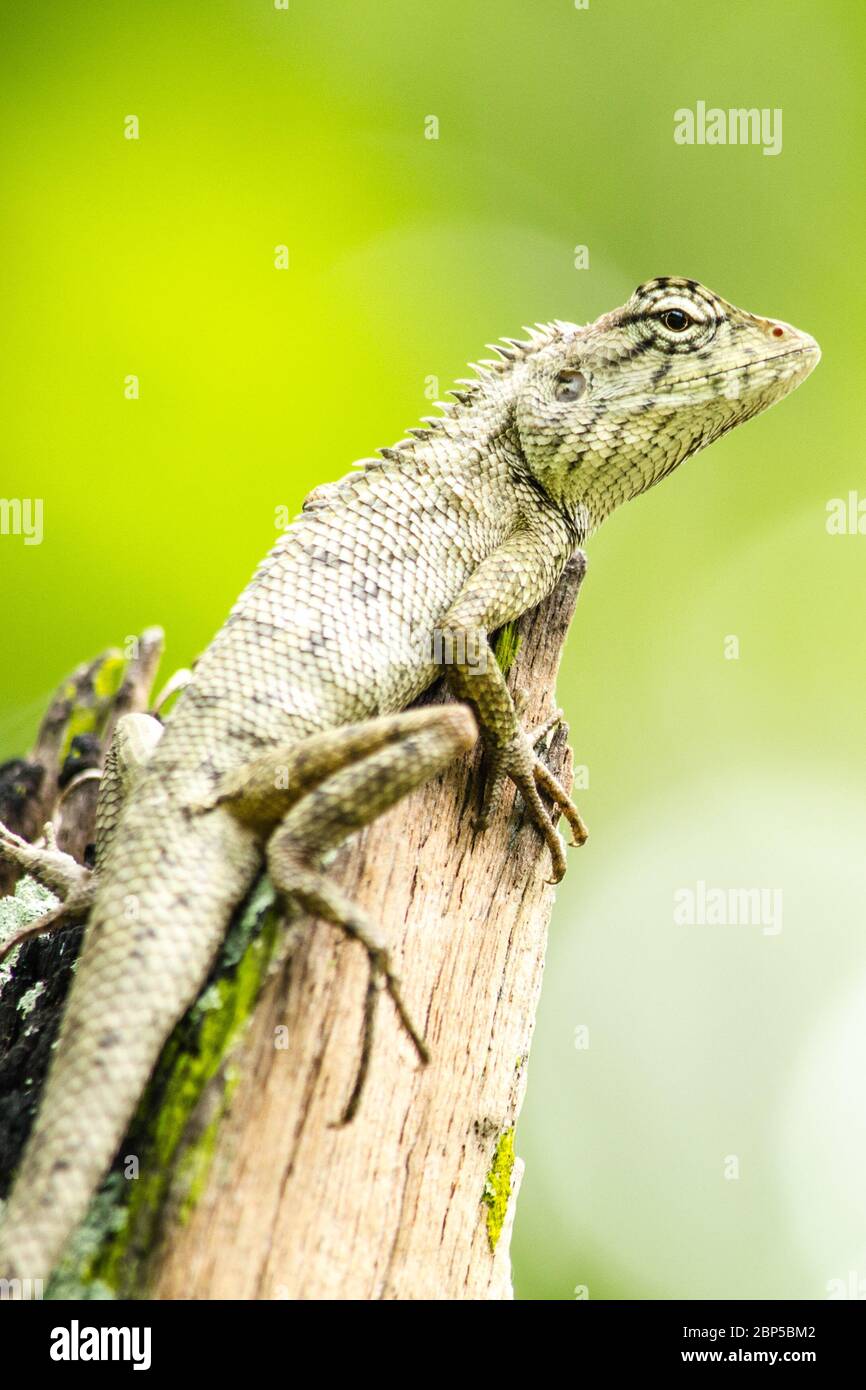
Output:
left=0, top=278, right=819, bottom=1283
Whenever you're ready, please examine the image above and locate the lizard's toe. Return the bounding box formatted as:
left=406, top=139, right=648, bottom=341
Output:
left=532, top=758, right=588, bottom=846
left=479, top=720, right=587, bottom=878
left=512, top=764, right=569, bottom=881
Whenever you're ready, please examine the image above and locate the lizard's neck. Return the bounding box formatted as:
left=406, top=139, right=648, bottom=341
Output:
left=362, top=330, right=590, bottom=542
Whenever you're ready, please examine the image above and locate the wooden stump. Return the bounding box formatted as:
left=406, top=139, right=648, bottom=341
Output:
left=0, top=559, right=585, bottom=1301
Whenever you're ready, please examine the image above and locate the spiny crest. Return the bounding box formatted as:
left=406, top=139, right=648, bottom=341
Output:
left=298, top=321, right=567, bottom=518
left=362, top=321, right=564, bottom=465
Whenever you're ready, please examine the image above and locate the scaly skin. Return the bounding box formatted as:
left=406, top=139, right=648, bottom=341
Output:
left=0, top=279, right=819, bottom=1282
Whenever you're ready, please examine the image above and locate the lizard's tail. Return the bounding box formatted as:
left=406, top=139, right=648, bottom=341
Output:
left=0, top=803, right=260, bottom=1287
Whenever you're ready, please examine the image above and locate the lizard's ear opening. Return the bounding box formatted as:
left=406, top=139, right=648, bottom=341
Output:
left=553, top=369, right=587, bottom=403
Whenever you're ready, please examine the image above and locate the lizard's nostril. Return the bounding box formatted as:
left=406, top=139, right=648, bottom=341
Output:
left=771, top=325, right=785, bottom=338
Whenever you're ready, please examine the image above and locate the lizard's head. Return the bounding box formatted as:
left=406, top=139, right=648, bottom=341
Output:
left=514, top=277, right=820, bottom=531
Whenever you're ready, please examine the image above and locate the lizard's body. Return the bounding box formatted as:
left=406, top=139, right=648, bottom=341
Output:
left=0, top=279, right=819, bottom=1281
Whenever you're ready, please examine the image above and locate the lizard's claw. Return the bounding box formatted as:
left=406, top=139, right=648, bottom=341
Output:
left=475, top=713, right=588, bottom=883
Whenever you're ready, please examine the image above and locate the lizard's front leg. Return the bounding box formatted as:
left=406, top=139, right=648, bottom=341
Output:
left=437, top=527, right=588, bottom=882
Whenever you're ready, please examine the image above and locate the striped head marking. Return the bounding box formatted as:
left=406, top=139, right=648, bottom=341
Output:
left=514, top=277, right=820, bottom=531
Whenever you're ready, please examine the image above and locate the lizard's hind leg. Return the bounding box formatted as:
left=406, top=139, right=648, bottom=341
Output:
left=262, top=704, right=477, bottom=1123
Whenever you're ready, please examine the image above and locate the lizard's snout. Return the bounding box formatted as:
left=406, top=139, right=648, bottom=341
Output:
left=758, top=315, right=821, bottom=367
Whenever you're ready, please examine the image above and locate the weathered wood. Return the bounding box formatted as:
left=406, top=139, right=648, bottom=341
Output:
left=0, top=634, right=167, bottom=1198
left=0, top=567, right=584, bottom=1299
left=0, top=632, right=163, bottom=894
left=146, top=557, right=585, bottom=1301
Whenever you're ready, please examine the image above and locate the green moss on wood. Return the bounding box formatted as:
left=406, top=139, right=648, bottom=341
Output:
left=482, top=1127, right=515, bottom=1252
left=46, top=877, right=285, bottom=1298
left=61, top=653, right=126, bottom=760
left=92, top=655, right=126, bottom=703
left=493, top=623, right=522, bottom=677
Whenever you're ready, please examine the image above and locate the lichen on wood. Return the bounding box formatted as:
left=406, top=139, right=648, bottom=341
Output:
left=483, top=1128, right=516, bottom=1251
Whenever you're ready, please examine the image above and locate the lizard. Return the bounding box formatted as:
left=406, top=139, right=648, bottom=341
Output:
left=0, top=277, right=820, bottom=1284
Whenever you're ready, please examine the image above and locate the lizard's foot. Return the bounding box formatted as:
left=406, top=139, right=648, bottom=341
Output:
left=332, top=917, right=429, bottom=1126
left=266, top=849, right=429, bottom=1125
left=476, top=712, right=588, bottom=884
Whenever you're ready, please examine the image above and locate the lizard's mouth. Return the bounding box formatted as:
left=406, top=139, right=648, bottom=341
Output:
left=668, top=344, right=821, bottom=392
left=668, top=341, right=821, bottom=393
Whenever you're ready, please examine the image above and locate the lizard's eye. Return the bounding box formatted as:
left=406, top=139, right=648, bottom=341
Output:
left=554, top=369, right=586, bottom=403
left=659, top=308, right=693, bottom=332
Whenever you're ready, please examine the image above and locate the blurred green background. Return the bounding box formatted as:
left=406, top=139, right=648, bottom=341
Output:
left=2, top=0, right=864, bottom=1299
